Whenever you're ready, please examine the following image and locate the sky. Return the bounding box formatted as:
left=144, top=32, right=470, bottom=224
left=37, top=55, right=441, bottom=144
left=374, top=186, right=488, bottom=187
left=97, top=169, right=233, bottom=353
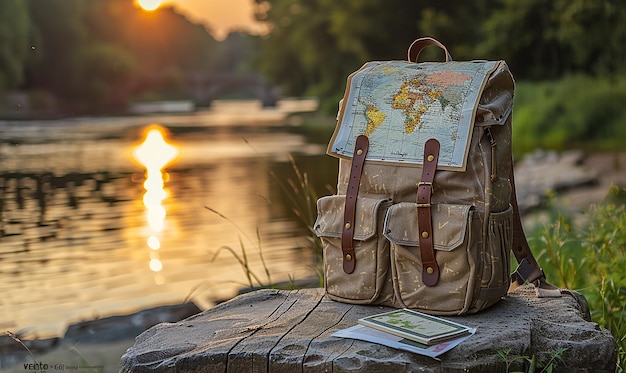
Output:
left=162, top=0, right=269, bottom=40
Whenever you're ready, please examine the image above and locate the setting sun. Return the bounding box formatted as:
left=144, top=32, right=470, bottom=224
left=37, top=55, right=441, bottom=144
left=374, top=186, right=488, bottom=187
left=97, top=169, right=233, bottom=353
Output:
left=137, top=0, right=162, bottom=11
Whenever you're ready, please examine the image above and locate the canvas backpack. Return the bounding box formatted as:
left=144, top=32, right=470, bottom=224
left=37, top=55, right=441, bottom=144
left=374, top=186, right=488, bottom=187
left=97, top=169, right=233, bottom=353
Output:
left=314, top=37, right=561, bottom=315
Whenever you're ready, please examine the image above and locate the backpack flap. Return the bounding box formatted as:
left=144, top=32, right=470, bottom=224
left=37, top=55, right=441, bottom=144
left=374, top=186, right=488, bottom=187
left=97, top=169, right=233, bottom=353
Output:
left=315, top=196, right=390, bottom=241
left=327, top=58, right=504, bottom=172
left=383, top=203, right=473, bottom=252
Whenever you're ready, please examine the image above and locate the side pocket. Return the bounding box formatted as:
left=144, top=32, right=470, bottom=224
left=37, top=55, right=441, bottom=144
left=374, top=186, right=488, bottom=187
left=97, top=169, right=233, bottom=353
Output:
left=384, top=203, right=477, bottom=315
left=473, top=205, right=513, bottom=311
left=486, top=205, right=513, bottom=288
left=314, top=195, right=392, bottom=304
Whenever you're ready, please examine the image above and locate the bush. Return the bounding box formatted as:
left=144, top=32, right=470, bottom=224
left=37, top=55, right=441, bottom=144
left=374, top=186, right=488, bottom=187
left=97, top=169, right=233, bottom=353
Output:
left=513, top=75, right=626, bottom=156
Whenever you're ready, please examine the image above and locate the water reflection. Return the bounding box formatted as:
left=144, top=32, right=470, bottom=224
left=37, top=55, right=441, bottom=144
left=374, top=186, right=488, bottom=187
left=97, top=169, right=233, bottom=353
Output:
left=0, top=111, right=335, bottom=338
left=132, top=125, right=180, bottom=281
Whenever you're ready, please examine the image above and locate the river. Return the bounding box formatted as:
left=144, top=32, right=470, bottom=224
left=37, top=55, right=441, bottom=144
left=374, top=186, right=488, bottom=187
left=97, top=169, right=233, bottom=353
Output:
left=0, top=100, right=337, bottom=339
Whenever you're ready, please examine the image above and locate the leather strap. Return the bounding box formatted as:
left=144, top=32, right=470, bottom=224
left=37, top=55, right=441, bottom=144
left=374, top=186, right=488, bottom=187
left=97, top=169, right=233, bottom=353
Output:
left=417, top=138, right=440, bottom=286
left=341, top=135, right=369, bottom=274
left=407, top=37, right=453, bottom=63
left=508, top=154, right=561, bottom=296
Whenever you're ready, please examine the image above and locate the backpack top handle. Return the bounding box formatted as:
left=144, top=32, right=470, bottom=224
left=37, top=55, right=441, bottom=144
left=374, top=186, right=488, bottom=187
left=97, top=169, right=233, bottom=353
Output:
left=407, top=37, right=453, bottom=63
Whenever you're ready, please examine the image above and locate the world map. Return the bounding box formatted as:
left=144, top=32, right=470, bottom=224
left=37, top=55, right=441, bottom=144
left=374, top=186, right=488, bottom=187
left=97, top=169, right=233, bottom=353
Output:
left=328, top=60, right=499, bottom=169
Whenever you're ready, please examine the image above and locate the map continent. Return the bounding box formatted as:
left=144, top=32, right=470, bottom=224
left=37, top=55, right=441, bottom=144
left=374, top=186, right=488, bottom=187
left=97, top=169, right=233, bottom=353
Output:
left=329, top=60, right=499, bottom=169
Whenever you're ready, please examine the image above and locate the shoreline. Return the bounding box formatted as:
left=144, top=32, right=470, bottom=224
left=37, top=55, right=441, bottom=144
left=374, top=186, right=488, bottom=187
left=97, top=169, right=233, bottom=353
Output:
left=1, top=302, right=202, bottom=372
left=1, top=277, right=322, bottom=372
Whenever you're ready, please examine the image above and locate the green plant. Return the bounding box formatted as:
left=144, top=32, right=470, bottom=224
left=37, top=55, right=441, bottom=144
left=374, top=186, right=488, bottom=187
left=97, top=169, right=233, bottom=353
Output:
left=497, top=347, right=566, bottom=373
left=528, top=187, right=626, bottom=372
left=270, top=154, right=326, bottom=270
left=204, top=206, right=272, bottom=289
left=531, top=213, right=584, bottom=290
left=186, top=154, right=328, bottom=303
left=183, top=205, right=274, bottom=304
left=513, top=75, right=626, bottom=156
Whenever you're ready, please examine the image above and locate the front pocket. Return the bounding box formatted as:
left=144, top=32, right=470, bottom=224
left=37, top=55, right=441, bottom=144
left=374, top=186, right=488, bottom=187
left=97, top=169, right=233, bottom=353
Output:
left=314, top=195, right=393, bottom=304
left=384, top=203, right=480, bottom=315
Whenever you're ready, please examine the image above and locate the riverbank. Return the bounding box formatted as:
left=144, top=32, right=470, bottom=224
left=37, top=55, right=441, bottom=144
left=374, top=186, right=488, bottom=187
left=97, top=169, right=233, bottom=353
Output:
left=2, top=338, right=133, bottom=373
left=1, top=303, right=202, bottom=372
left=0, top=98, right=319, bottom=137
left=0, top=276, right=323, bottom=372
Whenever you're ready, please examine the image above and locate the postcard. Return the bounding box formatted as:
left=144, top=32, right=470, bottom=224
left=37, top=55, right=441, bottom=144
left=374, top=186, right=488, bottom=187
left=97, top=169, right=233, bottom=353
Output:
left=357, top=309, right=473, bottom=345
left=333, top=324, right=475, bottom=358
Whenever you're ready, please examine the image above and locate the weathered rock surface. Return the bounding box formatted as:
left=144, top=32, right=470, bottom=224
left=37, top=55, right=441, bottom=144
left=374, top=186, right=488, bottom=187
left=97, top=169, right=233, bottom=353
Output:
left=119, top=286, right=616, bottom=373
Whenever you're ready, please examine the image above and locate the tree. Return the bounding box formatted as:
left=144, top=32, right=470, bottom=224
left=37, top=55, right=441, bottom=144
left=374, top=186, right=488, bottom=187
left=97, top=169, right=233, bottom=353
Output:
left=254, top=0, right=626, bottom=108
left=0, top=0, right=32, bottom=93
left=253, top=0, right=487, bottom=113
left=77, top=43, right=136, bottom=111
left=214, top=32, right=261, bottom=74
left=21, top=0, right=221, bottom=114
left=552, top=0, right=626, bottom=75
left=83, top=0, right=219, bottom=104
left=414, top=0, right=489, bottom=60
left=25, top=0, right=88, bottom=108
left=477, top=0, right=626, bottom=80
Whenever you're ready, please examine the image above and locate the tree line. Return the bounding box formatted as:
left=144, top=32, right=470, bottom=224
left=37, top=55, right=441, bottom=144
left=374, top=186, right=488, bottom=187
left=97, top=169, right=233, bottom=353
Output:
left=1, top=0, right=625, bottom=116
left=0, top=0, right=253, bottom=115
left=254, top=0, right=626, bottom=113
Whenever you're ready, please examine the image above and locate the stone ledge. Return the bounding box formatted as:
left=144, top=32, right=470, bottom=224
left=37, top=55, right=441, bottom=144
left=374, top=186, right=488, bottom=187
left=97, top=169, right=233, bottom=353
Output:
left=119, top=286, right=616, bottom=372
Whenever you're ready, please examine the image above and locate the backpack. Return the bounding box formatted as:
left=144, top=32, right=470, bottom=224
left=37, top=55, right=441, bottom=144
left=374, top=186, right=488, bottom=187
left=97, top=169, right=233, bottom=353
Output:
left=314, top=37, right=560, bottom=315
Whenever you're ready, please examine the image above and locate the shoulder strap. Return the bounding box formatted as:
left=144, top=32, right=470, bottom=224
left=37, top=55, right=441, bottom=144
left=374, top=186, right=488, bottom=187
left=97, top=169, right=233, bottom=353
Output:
left=509, top=155, right=562, bottom=297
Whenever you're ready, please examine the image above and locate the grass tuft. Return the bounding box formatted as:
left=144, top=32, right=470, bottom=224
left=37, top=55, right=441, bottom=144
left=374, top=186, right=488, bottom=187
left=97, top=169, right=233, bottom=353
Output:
left=528, top=187, right=626, bottom=372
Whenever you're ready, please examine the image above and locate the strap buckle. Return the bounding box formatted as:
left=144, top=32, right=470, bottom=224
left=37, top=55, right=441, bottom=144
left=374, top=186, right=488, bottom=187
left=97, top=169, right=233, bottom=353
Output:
left=417, top=182, right=433, bottom=207
left=511, top=257, right=545, bottom=284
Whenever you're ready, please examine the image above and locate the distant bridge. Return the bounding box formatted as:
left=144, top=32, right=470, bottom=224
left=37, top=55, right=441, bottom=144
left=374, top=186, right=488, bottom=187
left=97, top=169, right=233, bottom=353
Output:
left=186, top=73, right=281, bottom=107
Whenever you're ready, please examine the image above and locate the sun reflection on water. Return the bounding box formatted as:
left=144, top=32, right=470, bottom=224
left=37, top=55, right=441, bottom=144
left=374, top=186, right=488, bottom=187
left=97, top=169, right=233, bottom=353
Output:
left=131, top=125, right=180, bottom=282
